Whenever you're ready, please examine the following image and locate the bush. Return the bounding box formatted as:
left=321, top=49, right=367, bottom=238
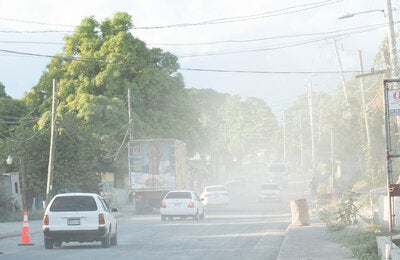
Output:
left=0, top=209, right=44, bottom=222
left=320, top=191, right=359, bottom=229
left=0, top=188, right=18, bottom=216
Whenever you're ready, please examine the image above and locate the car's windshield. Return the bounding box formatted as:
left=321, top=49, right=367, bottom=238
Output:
left=50, top=196, right=98, bottom=212
left=165, top=192, right=192, bottom=199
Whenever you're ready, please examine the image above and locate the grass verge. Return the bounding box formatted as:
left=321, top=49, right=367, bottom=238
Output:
left=329, top=223, right=382, bottom=260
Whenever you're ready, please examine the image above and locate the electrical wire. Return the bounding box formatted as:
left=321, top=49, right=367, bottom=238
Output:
left=147, top=23, right=387, bottom=46
left=134, top=0, right=341, bottom=29
left=180, top=68, right=360, bottom=74
left=0, top=0, right=340, bottom=31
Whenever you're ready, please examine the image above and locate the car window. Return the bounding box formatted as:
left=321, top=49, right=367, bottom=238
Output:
left=165, top=192, right=192, bottom=199
left=193, top=193, right=201, bottom=201
left=99, top=197, right=110, bottom=212
left=50, top=196, right=98, bottom=212
left=206, top=187, right=226, bottom=192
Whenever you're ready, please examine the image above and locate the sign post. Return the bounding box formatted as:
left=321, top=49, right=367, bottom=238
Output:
left=383, top=79, right=400, bottom=239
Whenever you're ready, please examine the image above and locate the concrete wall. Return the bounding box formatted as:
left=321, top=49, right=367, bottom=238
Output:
left=374, top=192, right=400, bottom=230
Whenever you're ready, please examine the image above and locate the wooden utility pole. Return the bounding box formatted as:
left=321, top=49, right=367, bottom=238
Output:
left=46, top=79, right=57, bottom=206
left=358, top=50, right=371, bottom=148
left=330, top=128, right=334, bottom=193
left=127, top=88, right=134, bottom=191
left=333, top=38, right=350, bottom=107
left=299, top=114, right=304, bottom=174
left=385, top=0, right=398, bottom=78
left=283, top=111, right=286, bottom=162
left=308, top=81, right=315, bottom=174
left=127, top=88, right=134, bottom=141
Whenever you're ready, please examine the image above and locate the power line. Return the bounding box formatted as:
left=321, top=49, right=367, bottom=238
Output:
left=180, top=68, right=359, bottom=74
left=148, top=23, right=386, bottom=46
left=0, top=0, right=340, bottom=32
left=0, top=47, right=362, bottom=75
left=0, top=40, right=64, bottom=45
left=0, top=30, right=72, bottom=34
left=0, top=21, right=389, bottom=61
left=0, top=22, right=387, bottom=48
left=134, top=0, right=341, bottom=29
left=176, top=24, right=389, bottom=58
left=0, top=17, right=75, bottom=28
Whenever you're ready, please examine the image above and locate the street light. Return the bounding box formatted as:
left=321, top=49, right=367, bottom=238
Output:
left=338, top=1, right=398, bottom=78
left=7, top=155, right=26, bottom=211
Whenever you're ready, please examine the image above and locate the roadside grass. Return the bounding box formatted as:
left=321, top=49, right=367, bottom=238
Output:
left=317, top=191, right=383, bottom=259
left=329, top=223, right=382, bottom=260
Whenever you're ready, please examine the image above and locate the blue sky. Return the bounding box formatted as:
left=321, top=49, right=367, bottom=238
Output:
left=0, top=0, right=397, bottom=113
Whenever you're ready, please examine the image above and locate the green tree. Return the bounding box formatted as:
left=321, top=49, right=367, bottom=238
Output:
left=21, top=12, right=198, bottom=194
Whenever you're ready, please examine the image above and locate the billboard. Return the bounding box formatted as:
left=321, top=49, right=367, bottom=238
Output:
left=129, top=140, right=176, bottom=190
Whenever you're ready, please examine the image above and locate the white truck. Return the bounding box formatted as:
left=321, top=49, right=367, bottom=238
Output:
left=128, top=139, right=188, bottom=213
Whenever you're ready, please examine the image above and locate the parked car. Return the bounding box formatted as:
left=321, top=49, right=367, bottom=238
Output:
left=258, top=183, right=282, bottom=201
left=160, top=190, right=205, bottom=221
left=200, top=185, right=229, bottom=206
left=43, top=192, right=118, bottom=249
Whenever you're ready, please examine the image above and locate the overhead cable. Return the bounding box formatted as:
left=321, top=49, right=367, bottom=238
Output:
left=0, top=0, right=340, bottom=32
left=180, top=68, right=360, bottom=74
left=134, top=0, right=341, bottom=29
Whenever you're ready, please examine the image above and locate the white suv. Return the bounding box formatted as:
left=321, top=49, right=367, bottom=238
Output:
left=43, top=193, right=118, bottom=249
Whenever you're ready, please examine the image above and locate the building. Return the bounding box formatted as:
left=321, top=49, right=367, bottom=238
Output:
left=0, top=172, right=22, bottom=211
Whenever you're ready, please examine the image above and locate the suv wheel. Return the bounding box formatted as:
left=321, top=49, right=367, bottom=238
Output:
left=101, top=232, right=111, bottom=248
left=110, top=229, right=117, bottom=246
left=193, top=210, right=199, bottom=221
left=44, top=237, right=54, bottom=249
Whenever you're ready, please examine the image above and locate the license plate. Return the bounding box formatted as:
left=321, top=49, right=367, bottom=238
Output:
left=173, top=202, right=181, bottom=207
left=67, top=218, right=80, bottom=225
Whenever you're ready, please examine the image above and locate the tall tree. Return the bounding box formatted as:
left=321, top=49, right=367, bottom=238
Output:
left=21, top=12, right=198, bottom=193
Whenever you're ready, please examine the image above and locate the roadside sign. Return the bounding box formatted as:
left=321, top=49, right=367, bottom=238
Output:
left=388, top=89, right=400, bottom=115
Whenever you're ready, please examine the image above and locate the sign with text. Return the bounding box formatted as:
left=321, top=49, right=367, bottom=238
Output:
left=388, top=89, right=400, bottom=115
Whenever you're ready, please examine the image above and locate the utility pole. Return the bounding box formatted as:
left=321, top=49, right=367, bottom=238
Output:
left=385, top=0, right=398, bottom=78
left=46, top=79, right=57, bottom=206
left=299, top=114, right=304, bottom=174
left=127, top=89, right=134, bottom=191
left=283, top=111, right=286, bottom=162
left=127, top=88, right=134, bottom=141
left=358, top=50, right=371, bottom=149
left=330, top=128, right=334, bottom=194
left=308, top=81, right=315, bottom=175
left=333, top=38, right=350, bottom=107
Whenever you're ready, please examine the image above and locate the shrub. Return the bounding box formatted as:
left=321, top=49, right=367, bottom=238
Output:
left=320, top=191, right=359, bottom=229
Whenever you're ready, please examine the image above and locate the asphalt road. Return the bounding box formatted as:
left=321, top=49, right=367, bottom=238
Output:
left=0, top=194, right=293, bottom=260
left=0, top=176, right=314, bottom=260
